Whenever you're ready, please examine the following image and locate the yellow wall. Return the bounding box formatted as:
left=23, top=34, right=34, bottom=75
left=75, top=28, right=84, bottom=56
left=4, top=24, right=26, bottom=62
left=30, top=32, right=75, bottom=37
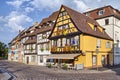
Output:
left=75, top=34, right=113, bottom=68
left=51, top=7, right=78, bottom=37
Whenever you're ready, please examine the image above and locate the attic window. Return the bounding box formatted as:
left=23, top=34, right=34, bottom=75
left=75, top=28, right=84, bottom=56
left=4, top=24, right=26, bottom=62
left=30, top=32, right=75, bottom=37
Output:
left=98, top=9, right=104, bottom=16
left=85, top=12, right=90, bottom=16
left=94, top=25, right=97, bottom=31
left=60, top=11, right=66, bottom=17
left=103, top=29, right=105, bottom=33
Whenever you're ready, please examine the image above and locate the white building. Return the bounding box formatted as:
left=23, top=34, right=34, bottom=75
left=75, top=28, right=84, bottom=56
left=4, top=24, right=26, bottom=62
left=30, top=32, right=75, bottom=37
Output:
left=24, top=25, right=38, bottom=65
left=84, top=5, right=120, bottom=65
left=37, top=11, right=58, bottom=66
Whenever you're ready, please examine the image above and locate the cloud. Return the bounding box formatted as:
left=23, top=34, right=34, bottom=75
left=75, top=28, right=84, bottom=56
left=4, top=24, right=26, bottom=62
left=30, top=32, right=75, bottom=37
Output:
left=73, top=0, right=89, bottom=11
left=25, top=7, right=34, bottom=13
left=6, top=0, right=30, bottom=9
left=6, top=0, right=24, bottom=9
left=30, top=0, right=63, bottom=11
left=4, top=11, right=33, bottom=32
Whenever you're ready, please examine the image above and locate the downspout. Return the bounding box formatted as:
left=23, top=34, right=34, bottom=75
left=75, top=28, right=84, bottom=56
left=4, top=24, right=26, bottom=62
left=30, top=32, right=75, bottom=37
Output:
left=113, top=16, right=114, bottom=66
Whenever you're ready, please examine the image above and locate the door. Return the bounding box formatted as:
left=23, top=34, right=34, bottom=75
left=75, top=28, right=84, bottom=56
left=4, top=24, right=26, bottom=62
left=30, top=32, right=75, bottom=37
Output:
left=27, top=57, right=29, bottom=64
left=107, top=55, right=109, bottom=66
left=101, top=55, right=105, bottom=66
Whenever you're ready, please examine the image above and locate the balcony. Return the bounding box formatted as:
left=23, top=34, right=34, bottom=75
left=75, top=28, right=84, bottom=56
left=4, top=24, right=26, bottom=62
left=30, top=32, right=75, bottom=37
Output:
left=52, top=27, right=78, bottom=37
left=51, top=44, right=80, bottom=53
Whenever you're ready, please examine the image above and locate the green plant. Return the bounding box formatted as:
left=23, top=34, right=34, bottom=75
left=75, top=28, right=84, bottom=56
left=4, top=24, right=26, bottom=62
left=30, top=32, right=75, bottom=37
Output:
left=30, top=47, right=33, bottom=52
left=40, top=48, right=44, bottom=52
left=63, top=63, right=68, bottom=70
left=47, top=63, right=52, bottom=68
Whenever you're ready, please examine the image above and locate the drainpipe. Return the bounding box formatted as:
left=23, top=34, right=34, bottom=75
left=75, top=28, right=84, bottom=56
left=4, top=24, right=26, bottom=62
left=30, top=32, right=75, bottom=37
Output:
left=113, top=16, right=114, bottom=66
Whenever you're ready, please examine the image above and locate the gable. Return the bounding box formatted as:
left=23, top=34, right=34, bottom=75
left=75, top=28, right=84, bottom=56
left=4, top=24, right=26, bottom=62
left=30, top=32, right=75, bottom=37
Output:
left=51, top=7, right=78, bottom=37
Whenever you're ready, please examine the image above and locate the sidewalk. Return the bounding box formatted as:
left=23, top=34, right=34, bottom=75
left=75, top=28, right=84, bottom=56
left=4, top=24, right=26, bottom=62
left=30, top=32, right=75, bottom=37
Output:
left=0, top=69, right=12, bottom=80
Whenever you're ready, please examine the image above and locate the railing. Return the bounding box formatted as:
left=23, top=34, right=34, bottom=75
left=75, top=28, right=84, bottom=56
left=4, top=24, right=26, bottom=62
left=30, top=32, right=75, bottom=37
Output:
left=24, top=50, right=36, bottom=53
left=51, top=45, right=79, bottom=52
left=52, top=27, right=77, bottom=37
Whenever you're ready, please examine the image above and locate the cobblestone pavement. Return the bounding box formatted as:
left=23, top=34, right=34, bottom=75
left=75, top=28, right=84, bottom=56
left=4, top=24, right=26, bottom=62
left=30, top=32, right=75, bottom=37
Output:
left=0, top=60, right=120, bottom=80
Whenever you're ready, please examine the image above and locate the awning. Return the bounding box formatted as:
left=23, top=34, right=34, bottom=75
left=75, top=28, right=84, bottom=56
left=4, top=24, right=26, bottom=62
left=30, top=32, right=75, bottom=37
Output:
left=46, top=54, right=81, bottom=59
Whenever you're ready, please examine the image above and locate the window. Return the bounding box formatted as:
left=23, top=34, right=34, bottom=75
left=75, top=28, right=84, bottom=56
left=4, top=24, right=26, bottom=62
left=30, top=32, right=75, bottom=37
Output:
left=64, top=24, right=69, bottom=29
left=98, top=9, right=104, bottom=16
left=33, top=44, right=35, bottom=49
left=85, top=12, right=90, bottom=16
left=27, top=45, right=29, bottom=49
left=66, top=38, right=70, bottom=46
left=40, top=56, right=43, bottom=63
left=59, top=11, right=66, bottom=17
left=58, top=26, right=63, bottom=30
left=102, top=29, right=105, bottom=33
left=97, top=39, right=101, bottom=48
left=53, top=40, right=57, bottom=46
left=46, top=43, right=49, bottom=50
left=106, top=42, right=112, bottom=48
left=92, top=55, right=97, bottom=65
left=105, top=19, right=109, bottom=25
left=62, top=38, right=66, bottom=47
left=94, top=25, right=97, bottom=31
left=115, top=31, right=119, bottom=41
left=57, top=39, right=61, bottom=47
left=31, top=56, right=36, bottom=62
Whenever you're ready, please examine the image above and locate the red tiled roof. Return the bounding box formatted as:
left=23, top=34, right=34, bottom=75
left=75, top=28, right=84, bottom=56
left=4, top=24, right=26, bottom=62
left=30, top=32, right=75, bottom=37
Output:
left=37, top=11, right=59, bottom=34
left=84, top=5, right=120, bottom=20
left=49, top=5, right=112, bottom=40
left=39, top=11, right=59, bottom=26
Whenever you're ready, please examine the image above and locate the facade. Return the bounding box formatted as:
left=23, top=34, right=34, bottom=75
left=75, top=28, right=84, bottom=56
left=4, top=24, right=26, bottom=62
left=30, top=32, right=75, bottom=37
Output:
left=37, top=11, right=58, bottom=66
left=84, top=5, right=120, bottom=65
left=18, top=30, right=28, bottom=63
left=8, top=36, right=19, bottom=61
left=48, top=5, right=113, bottom=68
left=24, top=24, right=38, bottom=65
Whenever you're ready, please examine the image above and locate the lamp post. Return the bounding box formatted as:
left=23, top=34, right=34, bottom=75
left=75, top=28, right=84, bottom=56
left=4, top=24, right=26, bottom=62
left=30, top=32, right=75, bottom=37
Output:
left=96, top=46, right=99, bottom=71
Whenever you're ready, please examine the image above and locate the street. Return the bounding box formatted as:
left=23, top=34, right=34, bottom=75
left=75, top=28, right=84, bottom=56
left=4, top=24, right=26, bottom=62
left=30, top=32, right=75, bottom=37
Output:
left=0, top=60, right=120, bottom=80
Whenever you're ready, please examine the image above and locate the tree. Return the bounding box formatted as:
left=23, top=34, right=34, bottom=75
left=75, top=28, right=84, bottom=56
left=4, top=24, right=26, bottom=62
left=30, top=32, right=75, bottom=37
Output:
left=0, top=42, right=8, bottom=59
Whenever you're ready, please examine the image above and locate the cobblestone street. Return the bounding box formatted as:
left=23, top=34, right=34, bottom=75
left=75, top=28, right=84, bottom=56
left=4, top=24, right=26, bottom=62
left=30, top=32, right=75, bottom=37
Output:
left=0, top=60, right=120, bottom=80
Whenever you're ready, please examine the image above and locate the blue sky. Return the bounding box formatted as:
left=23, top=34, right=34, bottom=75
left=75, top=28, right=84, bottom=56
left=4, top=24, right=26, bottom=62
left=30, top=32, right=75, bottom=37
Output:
left=0, top=0, right=119, bottom=45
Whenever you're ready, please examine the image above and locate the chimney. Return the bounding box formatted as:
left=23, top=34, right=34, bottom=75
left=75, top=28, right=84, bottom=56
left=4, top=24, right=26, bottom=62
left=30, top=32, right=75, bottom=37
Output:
left=34, top=22, right=38, bottom=27
left=19, top=30, right=21, bottom=33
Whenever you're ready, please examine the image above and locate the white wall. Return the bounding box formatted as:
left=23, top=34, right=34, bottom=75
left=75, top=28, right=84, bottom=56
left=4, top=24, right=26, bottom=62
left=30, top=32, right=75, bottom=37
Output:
left=96, top=16, right=120, bottom=65
left=96, top=16, right=114, bottom=39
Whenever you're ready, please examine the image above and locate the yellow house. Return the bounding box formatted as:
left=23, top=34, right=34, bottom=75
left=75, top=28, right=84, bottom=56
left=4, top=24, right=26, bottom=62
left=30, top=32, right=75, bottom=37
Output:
left=48, top=5, right=113, bottom=68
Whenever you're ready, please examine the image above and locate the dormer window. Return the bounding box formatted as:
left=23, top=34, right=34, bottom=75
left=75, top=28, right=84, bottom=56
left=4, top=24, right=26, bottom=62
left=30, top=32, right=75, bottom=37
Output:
left=49, top=23, right=52, bottom=26
left=103, top=29, right=105, bottom=33
left=85, top=12, right=90, bottom=16
left=94, top=25, right=97, bottom=31
left=98, top=9, right=104, bottom=16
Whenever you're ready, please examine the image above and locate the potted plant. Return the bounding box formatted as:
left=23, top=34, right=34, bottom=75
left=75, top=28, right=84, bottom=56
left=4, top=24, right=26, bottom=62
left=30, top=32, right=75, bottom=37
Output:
left=63, top=63, right=68, bottom=70
left=30, top=47, right=33, bottom=52
left=47, top=63, right=52, bottom=68
left=40, top=48, right=44, bottom=52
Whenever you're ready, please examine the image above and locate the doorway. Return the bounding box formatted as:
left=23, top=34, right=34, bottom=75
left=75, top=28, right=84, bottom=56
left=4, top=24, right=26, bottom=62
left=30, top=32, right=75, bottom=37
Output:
left=107, top=55, right=109, bottom=66
left=27, top=57, right=29, bottom=64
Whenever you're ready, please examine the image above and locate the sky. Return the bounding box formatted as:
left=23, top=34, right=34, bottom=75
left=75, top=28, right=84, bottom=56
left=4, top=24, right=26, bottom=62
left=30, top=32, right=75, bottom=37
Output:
left=0, top=0, right=120, bottom=45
